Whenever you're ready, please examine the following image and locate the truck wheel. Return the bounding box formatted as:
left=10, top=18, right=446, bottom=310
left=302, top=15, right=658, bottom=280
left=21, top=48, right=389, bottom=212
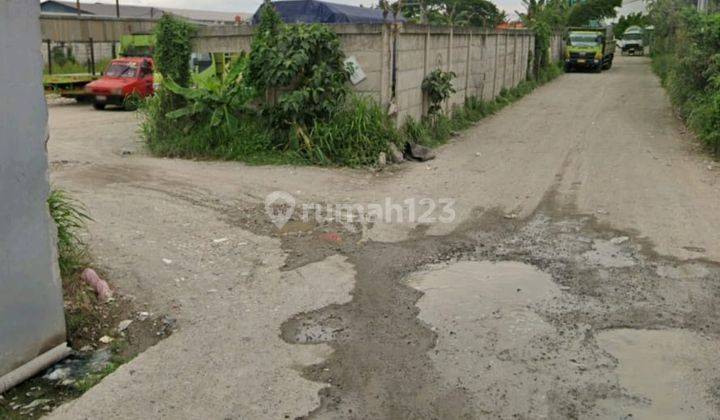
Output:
left=93, top=102, right=106, bottom=110
left=603, top=59, right=613, bottom=70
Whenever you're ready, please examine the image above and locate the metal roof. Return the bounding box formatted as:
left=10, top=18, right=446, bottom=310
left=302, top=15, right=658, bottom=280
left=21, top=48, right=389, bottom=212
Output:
left=40, top=1, right=251, bottom=24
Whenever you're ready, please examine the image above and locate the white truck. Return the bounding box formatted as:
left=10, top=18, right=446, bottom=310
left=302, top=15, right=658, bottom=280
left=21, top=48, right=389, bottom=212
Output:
left=618, top=26, right=645, bottom=55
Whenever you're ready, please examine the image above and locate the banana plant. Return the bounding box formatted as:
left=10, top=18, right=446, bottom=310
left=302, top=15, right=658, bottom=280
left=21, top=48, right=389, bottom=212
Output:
left=163, top=54, right=256, bottom=135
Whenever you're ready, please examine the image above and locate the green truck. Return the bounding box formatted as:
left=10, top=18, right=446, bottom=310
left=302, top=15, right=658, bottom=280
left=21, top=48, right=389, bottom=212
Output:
left=564, top=27, right=615, bottom=72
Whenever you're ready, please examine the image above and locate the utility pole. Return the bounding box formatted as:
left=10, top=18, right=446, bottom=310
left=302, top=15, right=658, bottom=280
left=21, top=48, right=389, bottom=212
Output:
left=76, top=0, right=81, bottom=17
left=116, top=0, right=120, bottom=18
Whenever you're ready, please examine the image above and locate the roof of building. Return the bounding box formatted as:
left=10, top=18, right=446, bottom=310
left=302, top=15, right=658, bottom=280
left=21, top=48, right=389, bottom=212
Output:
left=40, top=1, right=251, bottom=24
left=252, top=0, right=403, bottom=24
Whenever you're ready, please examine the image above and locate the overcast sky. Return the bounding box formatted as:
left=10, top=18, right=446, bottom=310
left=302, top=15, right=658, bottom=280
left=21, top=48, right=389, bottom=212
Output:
left=94, top=0, right=525, bottom=19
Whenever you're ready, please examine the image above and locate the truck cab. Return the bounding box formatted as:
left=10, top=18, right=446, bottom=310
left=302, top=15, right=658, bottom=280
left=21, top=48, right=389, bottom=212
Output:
left=618, top=26, right=645, bottom=55
left=564, top=27, right=615, bottom=72
left=84, top=57, right=154, bottom=110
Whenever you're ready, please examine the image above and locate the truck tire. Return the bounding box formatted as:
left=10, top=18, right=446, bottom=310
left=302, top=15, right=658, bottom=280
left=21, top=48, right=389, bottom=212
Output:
left=93, top=102, right=106, bottom=110
left=603, top=59, right=613, bottom=70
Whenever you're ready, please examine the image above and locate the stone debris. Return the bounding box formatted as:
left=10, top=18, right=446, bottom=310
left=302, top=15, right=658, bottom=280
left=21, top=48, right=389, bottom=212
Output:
left=406, top=143, right=436, bottom=162
left=118, top=319, right=133, bottom=333
left=137, top=311, right=151, bottom=321
left=378, top=152, right=387, bottom=167
left=388, top=143, right=404, bottom=163
left=99, top=335, right=114, bottom=344
left=162, top=258, right=173, bottom=265
left=212, top=238, right=229, bottom=244
left=610, top=236, right=630, bottom=245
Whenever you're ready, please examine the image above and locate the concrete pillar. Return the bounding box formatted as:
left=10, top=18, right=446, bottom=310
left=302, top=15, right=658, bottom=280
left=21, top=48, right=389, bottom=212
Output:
left=492, top=33, right=499, bottom=97
left=380, top=23, right=391, bottom=108
left=464, top=32, right=472, bottom=100
left=0, top=0, right=69, bottom=392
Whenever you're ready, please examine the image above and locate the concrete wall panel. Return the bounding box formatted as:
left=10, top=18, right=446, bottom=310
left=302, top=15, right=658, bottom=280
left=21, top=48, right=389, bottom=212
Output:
left=1, top=1, right=67, bottom=380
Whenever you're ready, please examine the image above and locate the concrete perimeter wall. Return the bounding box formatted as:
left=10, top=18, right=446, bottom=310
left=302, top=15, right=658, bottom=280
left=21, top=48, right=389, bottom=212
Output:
left=193, top=23, right=536, bottom=125
left=0, top=1, right=68, bottom=383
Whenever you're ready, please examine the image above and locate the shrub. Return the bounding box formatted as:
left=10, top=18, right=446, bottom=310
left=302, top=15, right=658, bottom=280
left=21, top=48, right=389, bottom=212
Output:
left=649, top=3, right=720, bottom=153
left=422, top=69, right=457, bottom=116
left=248, top=5, right=350, bottom=128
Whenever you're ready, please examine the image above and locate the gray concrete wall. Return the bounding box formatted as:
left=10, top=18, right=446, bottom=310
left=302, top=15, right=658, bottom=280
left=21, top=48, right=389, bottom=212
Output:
left=0, top=1, right=67, bottom=379
left=193, top=24, right=536, bottom=125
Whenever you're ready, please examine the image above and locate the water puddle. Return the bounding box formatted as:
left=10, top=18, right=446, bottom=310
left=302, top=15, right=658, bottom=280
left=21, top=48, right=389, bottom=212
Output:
left=593, top=328, right=720, bottom=419
left=407, top=261, right=572, bottom=418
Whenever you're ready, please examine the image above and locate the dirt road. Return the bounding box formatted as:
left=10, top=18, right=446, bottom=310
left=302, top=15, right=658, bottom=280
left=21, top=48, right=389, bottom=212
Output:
left=47, top=56, right=720, bottom=419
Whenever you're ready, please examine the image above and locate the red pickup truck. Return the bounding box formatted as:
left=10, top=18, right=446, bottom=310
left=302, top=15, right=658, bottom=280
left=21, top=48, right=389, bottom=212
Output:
left=85, top=57, right=154, bottom=110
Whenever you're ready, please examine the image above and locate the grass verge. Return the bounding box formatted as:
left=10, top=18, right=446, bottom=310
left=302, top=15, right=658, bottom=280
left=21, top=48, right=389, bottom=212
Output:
left=143, top=64, right=563, bottom=167
left=404, top=64, right=564, bottom=148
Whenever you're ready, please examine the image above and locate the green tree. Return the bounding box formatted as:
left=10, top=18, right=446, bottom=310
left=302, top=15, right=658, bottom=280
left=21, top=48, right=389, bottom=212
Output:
left=399, top=0, right=507, bottom=27
left=154, top=15, right=194, bottom=87
left=613, top=12, right=649, bottom=38
left=518, top=0, right=567, bottom=76
left=566, top=0, right=622, bottom=26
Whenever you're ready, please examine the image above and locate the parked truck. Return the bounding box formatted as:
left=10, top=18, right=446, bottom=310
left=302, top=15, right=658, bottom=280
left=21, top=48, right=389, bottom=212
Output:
left=564, top=26, right=615, bottom=72
left=618, top=26, right=645, bottom=55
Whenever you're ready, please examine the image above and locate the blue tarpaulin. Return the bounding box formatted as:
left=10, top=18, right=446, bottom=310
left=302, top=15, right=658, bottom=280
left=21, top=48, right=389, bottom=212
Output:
left=252, top=0, right=404, bottom=24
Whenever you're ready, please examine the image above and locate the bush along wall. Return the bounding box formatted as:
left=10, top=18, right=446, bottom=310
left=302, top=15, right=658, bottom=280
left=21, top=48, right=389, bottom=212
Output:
left=650, top=0, right=720, bottom=154
left=143, top=7, right=400, bottom=167
left=142, top=8, right=563, bottom=167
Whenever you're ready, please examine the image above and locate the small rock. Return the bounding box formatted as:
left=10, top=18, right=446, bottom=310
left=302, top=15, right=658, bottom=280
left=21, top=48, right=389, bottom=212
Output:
left=406, top=143, right=436, bottom=162
left=610, top=236, right=629, bottom=245
left=503, top=213, right=518, bottom=219
left=120, top=148, right=133, bottom=156
left=117, top=319, right=133, bottom=333
left=137, top=311, right=151, bottom=321
left=377, top=152, right=387, bottom=166
left=99, top=336, right=114, bottom=344
left=212, top=238, right=229, bottom=244
left=79, top=345, right=94, bottom=352
left=162, top=258, right=173, bottom=265
left=475, top=152, right=481, bottom=156
left=388, top=143, right=404, bottom=163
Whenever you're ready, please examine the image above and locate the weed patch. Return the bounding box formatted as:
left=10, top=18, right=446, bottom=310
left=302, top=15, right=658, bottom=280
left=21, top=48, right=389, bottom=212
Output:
left=405, top=64, right=563, bottom=148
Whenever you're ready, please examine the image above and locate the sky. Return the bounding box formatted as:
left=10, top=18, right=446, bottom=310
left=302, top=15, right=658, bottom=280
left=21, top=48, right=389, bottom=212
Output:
left=83, top=0, right=526, bottom=19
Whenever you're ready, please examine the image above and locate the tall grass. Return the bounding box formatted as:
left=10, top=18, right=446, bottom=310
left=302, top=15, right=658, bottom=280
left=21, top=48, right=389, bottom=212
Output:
left=143, top=93, right=399, bottom=167
left=48, top=188, right=91, bottom=277
left=299, top=95, right=401, bottom=166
